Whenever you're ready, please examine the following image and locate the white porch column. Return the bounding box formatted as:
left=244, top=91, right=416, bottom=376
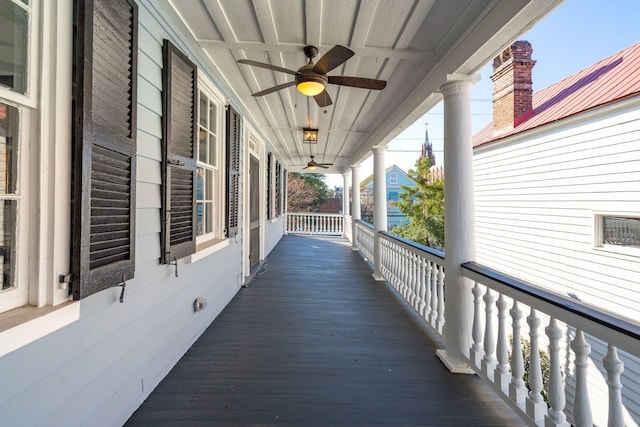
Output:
left=436, top=73, right=479, bottom=374
left=342, top=172, right=350, bottom=237
left=372, top=146, right=387, bottom=280
left=351, top=165, right=361, bottom=250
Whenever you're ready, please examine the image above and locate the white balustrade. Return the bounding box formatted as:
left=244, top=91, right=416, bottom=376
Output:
left=286, top=212, right=344, bottom=235
left=464, top=262, right=640, bottom=427
left=291, top=214, right=640, bottom=427
left=356, top=231, right=445, bottom=340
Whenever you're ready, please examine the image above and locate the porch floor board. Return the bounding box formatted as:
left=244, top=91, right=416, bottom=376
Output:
left=126, top=235, right=523, bottom=426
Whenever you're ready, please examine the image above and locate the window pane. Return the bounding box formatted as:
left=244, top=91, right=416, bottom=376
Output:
left=205, top=201, right=213, bottom=234
left=199, top=93, right=208, bottom=127
left=206, top=169, right=213, bottom=200
left=198, top=127, right=207, bottom=163
left=0, top=200, right=16, bottom=290
left=209, top=133, right=216, bottom=166
left=209, top=101, right=216, bottom=134
left=0, top=2, right=28, bottom=94
left=196, top=202, right=204, bottom=236
left=0, top=103, right=18, bottom=195
left=603, top=217, right=640, bottom=247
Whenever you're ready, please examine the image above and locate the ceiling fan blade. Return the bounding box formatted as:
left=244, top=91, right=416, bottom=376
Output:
left=252, top=81, right=296, bottom=97
left=313, top=90, right=332, bottom=107
left=328, top=76, right=387, bottom=90
left=237, top=59, right=299, bottom=76
left=312, top=45, right=354, bottom=74
left=317, top=163, right=333, bottom=166
left=317, top=164, right=330, bottom=169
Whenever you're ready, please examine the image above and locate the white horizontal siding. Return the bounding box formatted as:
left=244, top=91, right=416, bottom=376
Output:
left=0, top=1, right=261, bottom=426
left=474, top=100, right=640, bottom=425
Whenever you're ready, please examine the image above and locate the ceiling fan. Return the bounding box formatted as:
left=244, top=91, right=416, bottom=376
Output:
left=237, top=45, right=387, bottom=107
left=303, top=156, right=333, bottom=171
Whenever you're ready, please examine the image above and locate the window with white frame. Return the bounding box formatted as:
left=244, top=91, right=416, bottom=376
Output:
left=196, top=83, right=224, bottom=244
left=596, top=214, right=640, bottom=252
left=389, top=171, right=398, bottom=184
left=0, top=0, right=32, bottom=313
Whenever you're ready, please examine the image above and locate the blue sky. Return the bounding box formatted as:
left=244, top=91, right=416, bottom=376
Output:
left=327, top=0, right=640, bottom=187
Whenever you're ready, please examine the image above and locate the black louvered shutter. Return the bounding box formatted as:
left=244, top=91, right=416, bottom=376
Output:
left=266, top=152, right=272, bottom=220
left=225, top=106, right=241, bottom=238
left=275, top=161, right=282, bottom=216
left=161, top=40, right=197, bottom=263
left=282, top=169, right=287, bottom=213
left=72, top=0, right=138, bottom=299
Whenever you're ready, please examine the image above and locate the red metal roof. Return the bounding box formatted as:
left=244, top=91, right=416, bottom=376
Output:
left=473, top=41, right=640, bottom=147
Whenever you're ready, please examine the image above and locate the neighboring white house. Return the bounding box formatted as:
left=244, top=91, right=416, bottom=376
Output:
left=472, top=40, right=640, bottom=426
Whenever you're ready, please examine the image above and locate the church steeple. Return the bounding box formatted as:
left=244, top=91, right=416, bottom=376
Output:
left=420, top=123, right=436, bottom=167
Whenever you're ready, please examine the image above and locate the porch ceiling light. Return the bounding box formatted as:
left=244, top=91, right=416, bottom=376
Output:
left=303, top=128, right=318, bottom=144
left=296, top=75, right=326, bottom=97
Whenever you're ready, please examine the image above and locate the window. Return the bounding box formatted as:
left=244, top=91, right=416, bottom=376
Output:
left=196, top=87, right=224, bottom=244
left=388, top=191, right=399, bottom=208
left=595, top=214, right=640, bottom=255
left=389, top=172, right=398, bottom=184
left=0, top=1, right=31, bottom=312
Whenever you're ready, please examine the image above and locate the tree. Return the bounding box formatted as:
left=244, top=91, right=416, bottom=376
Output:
left=286, top=173, right=330, bottom=212
left=393, top=157, right=445, bottom=249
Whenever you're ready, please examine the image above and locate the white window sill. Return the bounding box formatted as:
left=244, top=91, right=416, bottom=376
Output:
left=188, top=238, right=230, bottom=264
left=0, top=301, right=80, bottom=357
left=593, top=245, right=640, bottom=258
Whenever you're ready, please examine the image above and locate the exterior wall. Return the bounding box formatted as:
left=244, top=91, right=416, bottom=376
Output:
left=0, top=2, right=284, bottom=426
left=474, top=98, right=640, bottom=425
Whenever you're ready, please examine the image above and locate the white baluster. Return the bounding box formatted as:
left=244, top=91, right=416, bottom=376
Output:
left=418, top=256, right=426, bottom=316
left=470, top=282, right=484, bottom=370
left=410, top=253, right=418, bottom=307
left=509, top=301, right=526, bottom=408
left=429, top=263, right=438, bottom=327
left=423, top=260, right=432, bottom=320
left=495, top=294, right=511, bottom=393
left=570, top=330, right=592, bottom=427
left=526, top=309, right=546, bottom=425
left=603, top=344, right=624, bottom=427
left=545, top=318, right=570, bottom=427
left=481, top=289, right=497, bottom=381
left=436, top=265, right=445, bottom=335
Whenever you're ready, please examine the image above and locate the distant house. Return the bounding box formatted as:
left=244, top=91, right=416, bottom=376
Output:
left=472, top=40, right=640, bottom=426
left=361, top=165, right=416, bottom=231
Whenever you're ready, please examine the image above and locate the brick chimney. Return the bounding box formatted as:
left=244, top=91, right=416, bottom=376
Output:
left=491, top=40, right=536, bottom=132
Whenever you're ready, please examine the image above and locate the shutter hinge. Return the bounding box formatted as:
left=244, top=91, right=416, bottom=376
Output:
left=58, top=273, right=73, bottom=290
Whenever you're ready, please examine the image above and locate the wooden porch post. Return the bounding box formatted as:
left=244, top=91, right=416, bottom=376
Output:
left=351, top=165, right=361, bottom=250
left=436, top=73, right=479, bottom=373
left=342, top=172, right=350, bottom=237
left=372, top=146, right=387, bottom=280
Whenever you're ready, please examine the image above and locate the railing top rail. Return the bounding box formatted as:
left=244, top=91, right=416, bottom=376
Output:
left=354, top=219, right=374, bottom=230
left=463, top=261, right=640, bottom=355
left=380, top=231, right=445, bottom=261
left=287, top=212, right=344, bottom=218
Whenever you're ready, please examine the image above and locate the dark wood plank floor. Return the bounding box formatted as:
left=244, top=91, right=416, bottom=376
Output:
left=126, top=235, right=523, bottom=426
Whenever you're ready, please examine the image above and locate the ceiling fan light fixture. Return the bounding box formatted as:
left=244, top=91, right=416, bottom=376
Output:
left=297, top=80, right=325, bottom=96
left=307, top=164, right=317, bottom=171
left=296, top=73, right=326, bottom=96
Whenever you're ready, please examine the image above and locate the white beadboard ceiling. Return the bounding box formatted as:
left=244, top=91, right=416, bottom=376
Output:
left=159, top=0, right=562, bottom=173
